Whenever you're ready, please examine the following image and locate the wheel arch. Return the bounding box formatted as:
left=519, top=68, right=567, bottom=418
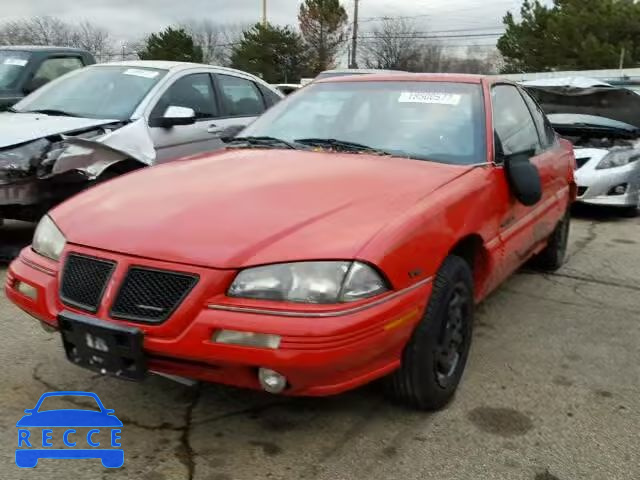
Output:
left=99, top=158, right=148, bottom=178
left=447, top=233, right=491, bottom=299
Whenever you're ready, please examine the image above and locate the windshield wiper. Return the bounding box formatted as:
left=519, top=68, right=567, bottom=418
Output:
left=294, top=138, right=391, bottom=155
left=22, top=109, right=75, bottom=117
left=228, top=136, right=302, bottom=150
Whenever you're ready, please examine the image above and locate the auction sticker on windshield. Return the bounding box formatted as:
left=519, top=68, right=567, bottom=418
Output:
left=398, top=92, right=462, bottom=105
left=123, top=68, right=160, bottom=79
left=15, top=391, right=124, bottom=469
left=3, top=58, right=28, bottom=67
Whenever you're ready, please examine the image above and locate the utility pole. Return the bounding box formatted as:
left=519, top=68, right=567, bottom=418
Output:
left=619, top=46, right=626, bottom=72
left=350, top=0, right=359, bottom=68
left=262, top=0, right=268, bottom=26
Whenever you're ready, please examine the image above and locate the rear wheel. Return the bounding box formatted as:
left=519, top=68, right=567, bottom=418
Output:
left=532, top=209, right=570, bottom=271
left=385, top=255, right=474, bottom=410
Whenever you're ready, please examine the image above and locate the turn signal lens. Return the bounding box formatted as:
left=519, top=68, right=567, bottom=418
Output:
left=213, top=330, right=281, bottom=349
left=16, top=281, right=38, bottom=300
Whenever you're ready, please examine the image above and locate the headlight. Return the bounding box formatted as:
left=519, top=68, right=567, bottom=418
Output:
left=32, top=215, right=66, bottom=261
left=228, top=261, right=388, bottom=304
left=596, top=149, right=640, bottom=169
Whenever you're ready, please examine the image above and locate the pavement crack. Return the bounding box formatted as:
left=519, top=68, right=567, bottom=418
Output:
left=567, top=221, right=598, bottom=261
left=32, top=363, right=183, bottom=431
left=192, top=399, right=291, bottom=427
left=518, top=270, right=640, bottom=293
left=548, top=272, right=640, bottom=292
left=503, top=288, right=640, bottom=315
left=177, top=383, right=202, bottom=480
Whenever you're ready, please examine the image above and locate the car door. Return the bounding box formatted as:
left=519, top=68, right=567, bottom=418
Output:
left=214, top=73, right=267, bottom=131
left=147, top=72, right=225, bottom=163
left=491, top=83, right=558, bottom=276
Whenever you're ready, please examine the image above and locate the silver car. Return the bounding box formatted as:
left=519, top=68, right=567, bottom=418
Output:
left=0, top=61, right=283, bottom=223
left=524, top=77, right=640, bottom=216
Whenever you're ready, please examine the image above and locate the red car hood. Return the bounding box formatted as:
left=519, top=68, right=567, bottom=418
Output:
left=53, top=149, right=471, bottom=268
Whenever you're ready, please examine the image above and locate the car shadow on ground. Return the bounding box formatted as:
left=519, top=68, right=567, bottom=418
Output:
left=571, top=203, right=637, bottom=222
left=0, top=220, right=35, bottom=263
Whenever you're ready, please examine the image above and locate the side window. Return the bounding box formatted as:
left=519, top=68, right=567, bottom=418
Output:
left=151, top=73, right=217, bottom=120
left=33, top=57, right=84, bottom=83
left=492, top=84, right=541, bottom=159
left=217, top=74, right=266, bottom=117
left=258, top=84, right=282, bottom=107
left=521, top=88, right=556, bottom=149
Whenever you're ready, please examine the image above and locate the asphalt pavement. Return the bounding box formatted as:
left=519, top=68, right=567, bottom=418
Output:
left=0, top=210, right=638, bottom=480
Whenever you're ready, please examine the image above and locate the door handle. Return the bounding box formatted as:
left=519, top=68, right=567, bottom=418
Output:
left=207, top=124, right=223, bottom=135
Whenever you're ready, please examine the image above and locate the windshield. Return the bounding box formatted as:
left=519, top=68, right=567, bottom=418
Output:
left=241, top=81, right=486, bottom=165
left=37, top=395, right=101, bottom=412
left=14, top=66, right=167, bottom=120
left=0, top=51, right=31, bottom=90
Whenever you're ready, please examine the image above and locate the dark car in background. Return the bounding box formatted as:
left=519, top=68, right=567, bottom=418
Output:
left=0, top=46, right=95, bottom=111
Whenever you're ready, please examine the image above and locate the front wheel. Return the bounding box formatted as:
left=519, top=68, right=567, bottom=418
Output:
left=385, top=255, right=474, bottom=411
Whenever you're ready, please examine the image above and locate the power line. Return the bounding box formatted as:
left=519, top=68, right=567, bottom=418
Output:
left=357, top=32, right=504, bottom=40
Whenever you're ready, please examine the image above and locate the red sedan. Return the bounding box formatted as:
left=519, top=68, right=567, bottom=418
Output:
left=6, top=74, right=576, bottom=410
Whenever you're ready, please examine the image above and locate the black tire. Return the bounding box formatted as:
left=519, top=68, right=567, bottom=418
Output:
left=532, top=209, right=570, bottom=271
left=385, top=255, right=474, bottom=411
left=621, top=205, right=639, bottom=218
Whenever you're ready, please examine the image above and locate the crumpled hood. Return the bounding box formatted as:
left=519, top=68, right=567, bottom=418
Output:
left=523, top=77, right=640, bottom=128
left=0, top=112, right=118, bottom=148
left=53, top=149, right=471, bottom=268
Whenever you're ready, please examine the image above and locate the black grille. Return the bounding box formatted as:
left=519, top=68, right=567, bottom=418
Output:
left=60, top=254, right=116, bottom=313
left=577, top=186, right=588, bottom=197
left=575, top=157, right=590, bottom=169
left=110, top=267, right=198, bottom=323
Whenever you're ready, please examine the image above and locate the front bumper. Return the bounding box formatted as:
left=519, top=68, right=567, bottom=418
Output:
left=574, top=155, right=640, bottom=208
left=6, top=247, right=431, bottom=396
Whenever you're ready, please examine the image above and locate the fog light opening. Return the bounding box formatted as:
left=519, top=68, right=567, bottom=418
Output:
left=608, top=183, right=628, bottom=196
left=15, top=281, right=38, bottom=300
left=258, top=368, right=288, bottom=394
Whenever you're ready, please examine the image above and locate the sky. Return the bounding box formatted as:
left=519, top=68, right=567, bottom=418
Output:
left=0, top=0, right=530, bottom=47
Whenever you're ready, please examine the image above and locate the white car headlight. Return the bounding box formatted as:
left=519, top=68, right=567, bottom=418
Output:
left=32, top=215, right=66, bottom=261
left=596, top=148, right=640, bottom=169
left=228, top=261, right=388, bottom=304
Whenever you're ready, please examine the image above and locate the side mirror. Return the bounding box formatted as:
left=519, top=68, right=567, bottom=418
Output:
left=152, top=106, right=196, bottom=128
left=220, top=125, right=245, bottom=143
left=503, top=149, right=542, bottom=206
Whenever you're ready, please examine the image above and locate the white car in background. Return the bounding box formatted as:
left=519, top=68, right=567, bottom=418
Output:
left=524, top=77, right=640, bottom=216
left=0, top=61, right=283, bottom=223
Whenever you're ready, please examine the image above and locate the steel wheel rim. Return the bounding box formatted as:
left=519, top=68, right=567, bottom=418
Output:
left=435, top=282, right=471, bottom=388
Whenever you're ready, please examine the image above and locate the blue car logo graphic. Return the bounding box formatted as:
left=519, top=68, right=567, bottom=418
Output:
left=16, top=391, right=123, bottom=468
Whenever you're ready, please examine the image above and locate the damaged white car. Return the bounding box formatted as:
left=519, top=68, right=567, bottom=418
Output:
left=0, top=61, right=283, bottom=223
left=523, top=77, right=640, bottom=216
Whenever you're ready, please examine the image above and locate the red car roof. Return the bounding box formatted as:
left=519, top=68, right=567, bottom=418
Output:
left=317, top=73, right=493, bottom=84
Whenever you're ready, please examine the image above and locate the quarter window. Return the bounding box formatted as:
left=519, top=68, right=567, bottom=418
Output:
left=217, top=74, right=265, bottom=117
left=492, top=84, right=541, bottom=159
left=33, top=57, right=84, bottom=83
left=151, top=73, right=218, bottom=119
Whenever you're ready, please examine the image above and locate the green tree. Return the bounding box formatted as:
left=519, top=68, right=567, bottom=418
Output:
left=498, top=0, right=640, bottom=73
left=231, top=23, right=308, bottom=83
left=139, top=27, right=203, bottom=62
left=298, top=0, right=348, bottom=74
